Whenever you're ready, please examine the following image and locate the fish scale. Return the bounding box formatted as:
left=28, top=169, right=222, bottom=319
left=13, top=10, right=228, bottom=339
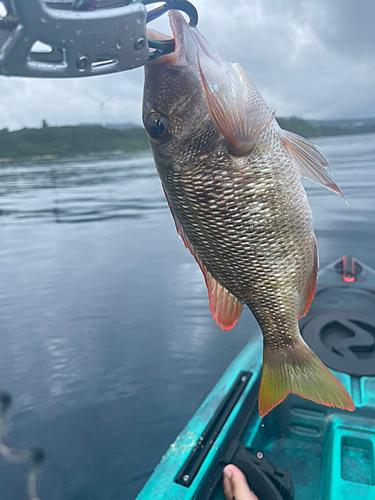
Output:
left=143, top=11, right=354, bottom=416
left=165, top=143, right=314, bottom=376
left=178, top=144, right=311, bottom=298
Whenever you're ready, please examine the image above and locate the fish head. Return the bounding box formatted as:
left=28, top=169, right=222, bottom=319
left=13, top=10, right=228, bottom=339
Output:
left=143, top=11, right=276, bottom=168
left=143, top=11, right=224, bottom=169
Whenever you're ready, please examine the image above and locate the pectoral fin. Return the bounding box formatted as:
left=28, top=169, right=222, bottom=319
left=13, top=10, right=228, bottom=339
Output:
left=281, top=129, right=344, bottom=197
left=162, top=184, right=243, bottom=330
left=197, top=54, right=275, bottom=155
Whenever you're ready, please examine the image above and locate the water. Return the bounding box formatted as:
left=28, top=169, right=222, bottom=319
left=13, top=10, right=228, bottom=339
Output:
left=0, top=134, right=374, bottom=499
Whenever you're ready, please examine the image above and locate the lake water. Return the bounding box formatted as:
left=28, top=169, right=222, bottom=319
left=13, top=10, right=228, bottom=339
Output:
left=0, top=134, right=374, bottom=499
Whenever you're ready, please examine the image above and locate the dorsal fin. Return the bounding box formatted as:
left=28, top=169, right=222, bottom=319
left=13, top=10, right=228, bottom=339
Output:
left=197, top=54, right=275, bottom=155
left=281, top=129, right=344, bottom=198
left=162, top=184, right=243, bottom=330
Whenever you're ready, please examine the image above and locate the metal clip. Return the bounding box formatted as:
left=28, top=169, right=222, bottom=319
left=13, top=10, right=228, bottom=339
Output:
left=0, top=0, right=149, bottom=77
left=0, top=0, right=198, bottom=77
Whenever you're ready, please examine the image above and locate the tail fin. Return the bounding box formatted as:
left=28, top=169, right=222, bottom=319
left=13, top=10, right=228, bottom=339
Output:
left=259, top=339, right=355, bottom=417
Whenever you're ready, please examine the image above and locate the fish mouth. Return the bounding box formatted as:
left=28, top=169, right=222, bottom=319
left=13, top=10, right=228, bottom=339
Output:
left=147, top=11, right=214, bottom=66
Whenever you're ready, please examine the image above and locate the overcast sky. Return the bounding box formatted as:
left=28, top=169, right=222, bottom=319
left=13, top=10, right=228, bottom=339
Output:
left=0, top=0, right=374, bottom=130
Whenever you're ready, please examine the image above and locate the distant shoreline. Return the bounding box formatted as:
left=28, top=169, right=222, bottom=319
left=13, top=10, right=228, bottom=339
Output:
left=0, top=125, right=149, bottom=162
left=1, top=119, right=375, bottom=162
left=0, top=149, right=132, bottom=163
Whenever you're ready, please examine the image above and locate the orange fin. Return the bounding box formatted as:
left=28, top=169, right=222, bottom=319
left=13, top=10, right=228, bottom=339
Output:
left=281, top=129, right=344, bottom=197
left=205, top=271, right=243, bottom=330
left=259, top=339, right=355, bottom=417
left=162, top=184, right=243, bottom=330
left=197, top=54, right=275, bottom=155
left=299, top=239, right=318, bottom=319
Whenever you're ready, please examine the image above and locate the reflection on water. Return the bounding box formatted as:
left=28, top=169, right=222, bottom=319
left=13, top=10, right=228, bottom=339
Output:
left=0, top=153, right=164, bottom=224
left=0, top=134, right=374, bottom=499
left=305, top=134, right=375, bottom=266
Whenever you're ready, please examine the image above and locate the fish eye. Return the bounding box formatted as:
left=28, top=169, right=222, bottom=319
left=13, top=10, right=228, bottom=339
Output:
left=146, top=113, right=171, bottom=143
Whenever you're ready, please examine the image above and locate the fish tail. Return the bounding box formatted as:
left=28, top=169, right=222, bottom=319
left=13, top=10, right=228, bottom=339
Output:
left=259, top=337, right=355, bottom=417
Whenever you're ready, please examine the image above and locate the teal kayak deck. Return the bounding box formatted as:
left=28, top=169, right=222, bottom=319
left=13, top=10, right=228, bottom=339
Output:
left=137, top=258, right=375, bottom=500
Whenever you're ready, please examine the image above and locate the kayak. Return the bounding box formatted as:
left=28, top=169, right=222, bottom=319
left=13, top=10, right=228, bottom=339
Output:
left=136, top=255, right=375, bottom=500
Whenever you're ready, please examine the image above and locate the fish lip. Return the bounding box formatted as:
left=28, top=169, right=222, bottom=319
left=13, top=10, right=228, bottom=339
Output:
left=148, top=10, right=205, bottom=66
left=168, top=10, right=190, bottom=65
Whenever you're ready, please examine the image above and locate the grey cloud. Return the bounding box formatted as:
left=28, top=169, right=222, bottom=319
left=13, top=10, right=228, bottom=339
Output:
left=193, top=0, right=375, bottom=119
left=0, top=0, right=373, bottom=129
left=312, top=0, right=375, bottom=61
left=0, top=68, right=145, bottom=130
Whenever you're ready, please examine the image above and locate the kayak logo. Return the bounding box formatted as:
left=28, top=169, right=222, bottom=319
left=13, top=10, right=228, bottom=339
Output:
left=301, top=312, right=375, bottom=377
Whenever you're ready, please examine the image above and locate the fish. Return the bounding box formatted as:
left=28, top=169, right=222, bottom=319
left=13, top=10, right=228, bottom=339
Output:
left=142, top=11, right=355, bottom=417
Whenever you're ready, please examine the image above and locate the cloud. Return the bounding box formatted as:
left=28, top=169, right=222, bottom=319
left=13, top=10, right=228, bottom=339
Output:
left=0, top=69, right=145, bottom=130
left=0, top=0, right=374, bottom=130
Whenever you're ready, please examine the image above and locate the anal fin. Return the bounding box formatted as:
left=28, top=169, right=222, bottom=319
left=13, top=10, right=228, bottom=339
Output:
left=205, top=271, right=243, bottom=330
left=162, top=183, right=243, bottom=330
left=299, top=239, right=318, bottom=319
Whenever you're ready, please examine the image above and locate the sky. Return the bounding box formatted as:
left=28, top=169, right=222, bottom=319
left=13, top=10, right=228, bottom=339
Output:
left=0, top=0, right=374, bottom=130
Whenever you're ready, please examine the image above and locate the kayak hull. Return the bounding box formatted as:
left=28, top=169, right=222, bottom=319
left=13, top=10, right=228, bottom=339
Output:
left=136, top=257, right=375, bottom=499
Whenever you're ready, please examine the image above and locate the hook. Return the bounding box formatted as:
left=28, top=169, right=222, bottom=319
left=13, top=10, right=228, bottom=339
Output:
left=133, top=0, right=198, bottom=60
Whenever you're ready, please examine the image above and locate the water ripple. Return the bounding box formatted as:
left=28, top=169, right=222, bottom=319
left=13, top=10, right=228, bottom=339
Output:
left=0, top=152, right=166, bottom=225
